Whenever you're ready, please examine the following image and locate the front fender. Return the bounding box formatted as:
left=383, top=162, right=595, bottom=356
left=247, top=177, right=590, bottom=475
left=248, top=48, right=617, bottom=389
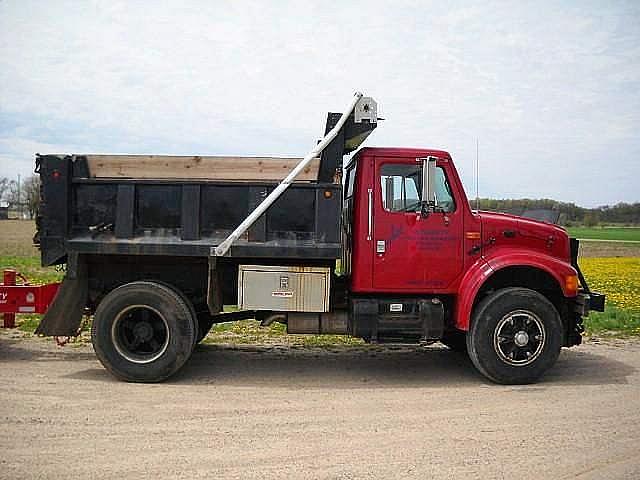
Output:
left=454, top=250, right=578, bottom=331
left=454, top=258, right=494, bottom=331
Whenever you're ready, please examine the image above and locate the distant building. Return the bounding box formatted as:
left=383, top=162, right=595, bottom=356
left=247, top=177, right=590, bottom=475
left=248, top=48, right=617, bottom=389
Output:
left=0, top=201, right=8, bottom=220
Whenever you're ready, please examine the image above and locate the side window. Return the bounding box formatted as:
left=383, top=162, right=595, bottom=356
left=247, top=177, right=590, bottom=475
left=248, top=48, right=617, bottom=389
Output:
left=345, top=166, right=356, bottom=198
left=380, top=164, right=421, bottom=212
left=380, top=164, right=455, bottom=213
left=433, top=167, right=455, bottom=212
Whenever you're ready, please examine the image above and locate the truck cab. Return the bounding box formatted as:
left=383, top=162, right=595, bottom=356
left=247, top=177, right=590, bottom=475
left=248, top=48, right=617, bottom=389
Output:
left=337, top=146, right=604, bottom=382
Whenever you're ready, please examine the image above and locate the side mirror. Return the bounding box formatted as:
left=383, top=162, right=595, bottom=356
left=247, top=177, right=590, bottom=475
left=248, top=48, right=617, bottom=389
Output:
left=419, top=156, right=437, bottom=216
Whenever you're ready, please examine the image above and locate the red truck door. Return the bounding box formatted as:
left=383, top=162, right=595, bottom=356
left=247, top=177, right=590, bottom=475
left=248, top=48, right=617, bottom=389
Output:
left=371, top=157, right=464, bottom=291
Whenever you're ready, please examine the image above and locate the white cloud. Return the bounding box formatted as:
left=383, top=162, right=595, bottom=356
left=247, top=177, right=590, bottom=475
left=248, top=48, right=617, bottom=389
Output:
left=0, top=0, right=639, bottom=206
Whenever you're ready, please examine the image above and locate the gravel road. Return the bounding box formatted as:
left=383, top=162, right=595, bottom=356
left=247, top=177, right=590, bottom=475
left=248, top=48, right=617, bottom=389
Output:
left=1, top=337, right=639, bottom=479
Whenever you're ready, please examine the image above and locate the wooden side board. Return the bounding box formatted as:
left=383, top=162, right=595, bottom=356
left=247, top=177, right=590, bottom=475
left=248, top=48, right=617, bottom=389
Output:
left=84, top=155, right=321, bottom=182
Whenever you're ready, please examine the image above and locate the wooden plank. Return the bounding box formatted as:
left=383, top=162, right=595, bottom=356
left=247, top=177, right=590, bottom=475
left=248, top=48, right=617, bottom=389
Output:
left=85, top=155, right=320, bottom=182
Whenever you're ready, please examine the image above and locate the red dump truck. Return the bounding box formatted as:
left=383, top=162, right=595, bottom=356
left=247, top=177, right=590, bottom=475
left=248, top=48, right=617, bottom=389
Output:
left=1, top=93, right=604, bottom=384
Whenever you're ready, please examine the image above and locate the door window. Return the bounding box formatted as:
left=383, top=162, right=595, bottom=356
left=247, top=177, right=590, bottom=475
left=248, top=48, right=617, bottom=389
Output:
left=380, top=164, right=455, bottom=213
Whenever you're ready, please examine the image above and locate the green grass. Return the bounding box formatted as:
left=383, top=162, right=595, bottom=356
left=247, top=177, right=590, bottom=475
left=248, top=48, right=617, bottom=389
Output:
left=584, top=305, right=640, bottom=337
left=566, top=227, right=640, bottom=242
left=16, top=314, right=43, bottom=333
left=0, top=256, right=64, bottom=284
left=203, top=320, right=364, bottom=347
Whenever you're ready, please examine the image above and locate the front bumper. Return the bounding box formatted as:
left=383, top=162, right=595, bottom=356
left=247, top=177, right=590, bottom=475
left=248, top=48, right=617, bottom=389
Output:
left=574, top=291, right=606, bottom=316
left=570, top=238, right=606, bottom=316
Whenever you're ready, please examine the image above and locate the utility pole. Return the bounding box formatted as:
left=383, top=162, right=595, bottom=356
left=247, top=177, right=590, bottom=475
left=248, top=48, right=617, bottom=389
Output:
left=17, top=174, right=21, bottom=219
left=475, top=139, right=479, bottom=211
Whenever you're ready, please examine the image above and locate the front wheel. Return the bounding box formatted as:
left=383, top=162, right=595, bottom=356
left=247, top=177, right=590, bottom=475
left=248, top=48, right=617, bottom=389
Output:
left=91, top=281, right=197, bottom=383
left=467, top=287, right=562, bottom=384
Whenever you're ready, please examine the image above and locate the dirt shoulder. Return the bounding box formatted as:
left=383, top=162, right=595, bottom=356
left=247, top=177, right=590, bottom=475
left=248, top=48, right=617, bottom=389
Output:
left=579, top=239, right=640, bottom=257
left=1, top=337, right=639, bottom=479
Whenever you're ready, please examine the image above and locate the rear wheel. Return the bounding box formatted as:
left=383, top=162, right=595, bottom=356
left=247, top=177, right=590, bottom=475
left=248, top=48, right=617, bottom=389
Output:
left=467, top=287, right=562, bottom=384
left=91, top=281, right=197, bottom=383
left=149, top=280, right=199, bottom=349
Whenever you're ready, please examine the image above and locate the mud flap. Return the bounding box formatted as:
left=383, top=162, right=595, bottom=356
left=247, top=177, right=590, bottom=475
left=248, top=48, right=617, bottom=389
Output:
left=35, top=254, right=88, bottom=336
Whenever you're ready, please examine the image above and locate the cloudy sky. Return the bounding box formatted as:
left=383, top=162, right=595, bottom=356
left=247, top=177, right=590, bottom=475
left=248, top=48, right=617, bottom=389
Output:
left=1, top=1, right=638, bottom=207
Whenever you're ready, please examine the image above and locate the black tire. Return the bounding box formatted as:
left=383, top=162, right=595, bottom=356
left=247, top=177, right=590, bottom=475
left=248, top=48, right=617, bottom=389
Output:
left=441, top=331, right=468, bottom=352
left=467, top=287, right=562, bottom=385
left=91, top=281, right=197, bottom=383
left=149, top=280, right=199, bottom=350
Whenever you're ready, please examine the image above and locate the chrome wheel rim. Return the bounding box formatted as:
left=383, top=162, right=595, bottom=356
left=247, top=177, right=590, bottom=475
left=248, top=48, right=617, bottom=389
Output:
left=493, top=310, right=545, bottom=366
left=112, top=305, right=170, bottom=364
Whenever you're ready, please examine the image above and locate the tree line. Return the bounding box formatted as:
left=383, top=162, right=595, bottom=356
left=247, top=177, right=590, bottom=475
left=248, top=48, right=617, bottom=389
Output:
left=0, top=175, right=40, bottom=219
left=474, top=198, right=640, bottom=226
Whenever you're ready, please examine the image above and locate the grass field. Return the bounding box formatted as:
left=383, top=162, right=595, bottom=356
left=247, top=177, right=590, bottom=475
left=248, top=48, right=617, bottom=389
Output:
left=579, top=257, right=640, bottom=336
left=567, top=226, right=640, bottom=242
left=1, top=220, right=638, bottom=339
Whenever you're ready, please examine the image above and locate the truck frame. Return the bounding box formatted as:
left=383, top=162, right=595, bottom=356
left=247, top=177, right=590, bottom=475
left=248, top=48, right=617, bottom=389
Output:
left=1, top=93, right=604, bottom=384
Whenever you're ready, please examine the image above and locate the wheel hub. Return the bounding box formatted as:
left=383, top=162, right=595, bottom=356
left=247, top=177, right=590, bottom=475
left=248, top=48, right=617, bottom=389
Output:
left=111, top=305, right=170, bottom=364
left=514, top=330, right=529, bottom=347
left=133, top=322, right=154, bottom=342
left=493, top=310, right=545, bottom=366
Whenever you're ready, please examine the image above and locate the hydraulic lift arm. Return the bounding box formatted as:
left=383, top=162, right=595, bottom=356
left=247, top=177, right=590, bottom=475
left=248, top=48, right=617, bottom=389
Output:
left=213, top=92, right=377, bottom=257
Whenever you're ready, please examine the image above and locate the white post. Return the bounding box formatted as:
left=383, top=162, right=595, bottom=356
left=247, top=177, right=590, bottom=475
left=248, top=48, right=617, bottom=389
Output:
left=213, top=92, right=364, bottom=257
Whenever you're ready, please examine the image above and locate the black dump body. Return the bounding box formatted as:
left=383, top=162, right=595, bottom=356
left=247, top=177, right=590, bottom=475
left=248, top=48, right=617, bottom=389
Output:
left=35, top=154, right=342, bottom=267
left=35, top=103, right=378, bottom=268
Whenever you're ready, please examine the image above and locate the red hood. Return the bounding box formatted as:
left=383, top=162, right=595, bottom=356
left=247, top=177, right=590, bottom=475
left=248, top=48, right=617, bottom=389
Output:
left=477, top=211, right=571, bottom=261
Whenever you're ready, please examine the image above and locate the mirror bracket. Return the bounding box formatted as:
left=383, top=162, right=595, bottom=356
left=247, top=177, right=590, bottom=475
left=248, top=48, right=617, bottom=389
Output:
left=418, top=156, right=438, bottom=217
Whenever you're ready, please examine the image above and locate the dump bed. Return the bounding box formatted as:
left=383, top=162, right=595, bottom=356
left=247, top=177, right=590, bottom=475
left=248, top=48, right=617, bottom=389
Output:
left=35, top=154, right=342, bottom=266
left=35, top=95, right=378, bottom=267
